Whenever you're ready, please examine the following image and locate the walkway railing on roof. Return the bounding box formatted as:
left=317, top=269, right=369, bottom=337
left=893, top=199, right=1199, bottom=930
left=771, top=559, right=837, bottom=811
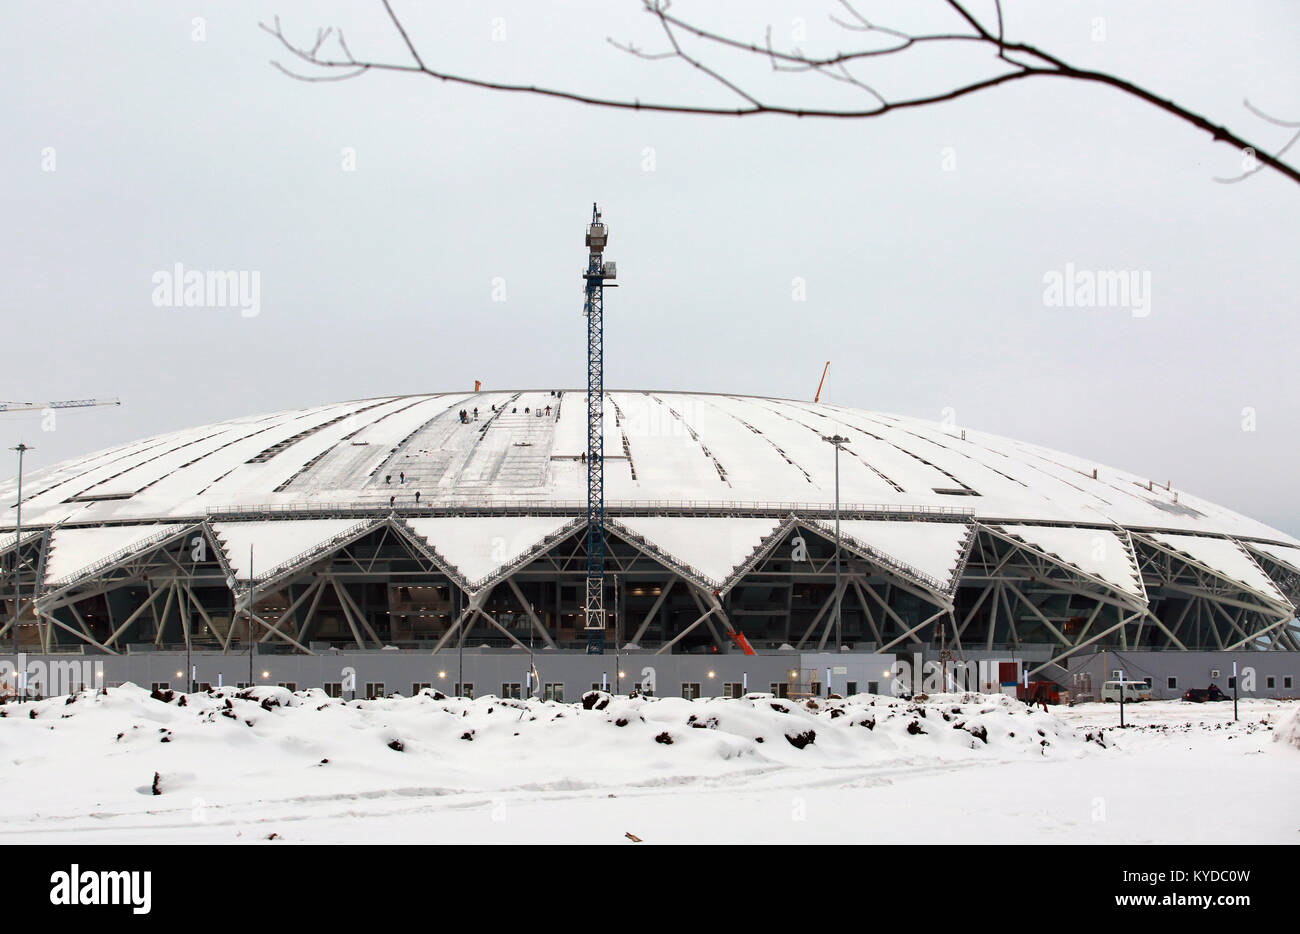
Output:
left=206, top=499, right=975, bottom=521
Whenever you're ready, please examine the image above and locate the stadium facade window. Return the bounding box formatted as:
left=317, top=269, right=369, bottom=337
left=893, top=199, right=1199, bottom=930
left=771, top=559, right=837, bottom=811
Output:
left=769, top=682, right=789, bottom=698
left=633, top=682, right=653, bottom=696
left=1285, top=677, right=1294, bottom=690
left=196, top=682, right=211, bottom=692
left=365, top=682, right=385, bottom=699
left=544, top=682, right=564, bottom=702
left=278, top=682, right=296, bottom=692
left=867, top=681, right=878, bottom=695
left=722, top=682, right=743, bottom=698
left=846, top=681, right=858, bottom=696
left=151, top=682, right=169, bottom=692
left=454, top=682, right=474, bottom=698
left=501, top=682, right=521, bottom=699
left=412, top=682, right=432, bottom=695
left=1167, top=677, right=1178, bottom=689
left=323, top=682, right=342, bottom=698
left=681, top=683, right=700, bottom=700
left=1266, top=676, right=1276, bottom=689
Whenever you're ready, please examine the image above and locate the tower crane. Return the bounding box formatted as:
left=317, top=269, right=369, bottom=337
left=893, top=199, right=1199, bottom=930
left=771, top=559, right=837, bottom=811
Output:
left=582, top=204, right=616, bottom=654
left=0, top=398, right=120, bottom=414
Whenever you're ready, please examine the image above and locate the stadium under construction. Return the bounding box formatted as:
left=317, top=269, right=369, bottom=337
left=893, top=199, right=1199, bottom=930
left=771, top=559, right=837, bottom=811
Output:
left=3, top=208, right=1298, bottom=700
left=2, top=388, right=1299, bottom=700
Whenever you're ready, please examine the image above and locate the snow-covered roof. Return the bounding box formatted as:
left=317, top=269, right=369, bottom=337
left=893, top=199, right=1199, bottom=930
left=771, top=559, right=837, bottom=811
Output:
left=610, top=516, right=784, bottom=590
left=802, top=518, right=972, bottom=595
left=1145, top=533, right=1291, bottom=607
left=44, top=524, right=186, bottom=589
left=998, top=525, right=1145, bottom=599
left=212, top=519, right=374, bottom=584
left=2, top=392, right=1295, bottom=562
left=1244, top=542, right=1300, bottom=575
left=404, top=516, right=580, bottom=591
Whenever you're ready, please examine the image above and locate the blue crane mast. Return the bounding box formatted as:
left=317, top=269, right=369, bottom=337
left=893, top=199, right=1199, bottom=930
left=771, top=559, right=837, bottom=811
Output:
left=582, top=204, right=616, bottom=654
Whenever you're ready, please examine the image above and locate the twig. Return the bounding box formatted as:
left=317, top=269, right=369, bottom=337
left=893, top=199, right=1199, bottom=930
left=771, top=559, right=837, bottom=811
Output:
left=260, top=0, right=1300, bottom=188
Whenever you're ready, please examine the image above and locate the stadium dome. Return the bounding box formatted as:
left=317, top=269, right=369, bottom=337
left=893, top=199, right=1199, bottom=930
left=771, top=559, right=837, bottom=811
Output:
left=2, top=391, right=1298, bottom=662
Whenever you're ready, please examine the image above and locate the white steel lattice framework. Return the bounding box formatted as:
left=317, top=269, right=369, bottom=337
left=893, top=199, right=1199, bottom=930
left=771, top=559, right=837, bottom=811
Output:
left=2, top=391, right=1296, bottom=662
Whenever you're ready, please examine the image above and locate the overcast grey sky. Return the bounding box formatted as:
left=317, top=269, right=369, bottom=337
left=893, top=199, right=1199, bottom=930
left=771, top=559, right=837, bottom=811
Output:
left=2, top=0, right=1297, bottom=534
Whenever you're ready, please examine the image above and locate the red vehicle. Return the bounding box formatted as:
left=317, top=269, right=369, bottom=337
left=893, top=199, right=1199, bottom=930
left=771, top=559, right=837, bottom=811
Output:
left=1016, top=680, right=1069, bottom=706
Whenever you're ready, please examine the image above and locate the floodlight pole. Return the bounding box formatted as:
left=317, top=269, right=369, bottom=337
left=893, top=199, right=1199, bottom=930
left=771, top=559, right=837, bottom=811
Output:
left=9, top=443, right=32, bottom=657
left=822, top=435, right=849, bottom=654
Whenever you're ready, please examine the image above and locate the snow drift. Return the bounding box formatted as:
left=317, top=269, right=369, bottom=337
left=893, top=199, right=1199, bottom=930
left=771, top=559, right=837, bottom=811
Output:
left=1275, top=704, right=1300, bottom=750
left=1, top=688, right=1295, bottom=844
left=0, top=685, right=1089, bottom=802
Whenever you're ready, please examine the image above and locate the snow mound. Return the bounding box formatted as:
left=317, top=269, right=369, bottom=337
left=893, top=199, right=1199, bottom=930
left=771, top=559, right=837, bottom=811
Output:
left=4, top=684, right=1088, bottom=782
left=1275, top=705, right=1300, bottom=750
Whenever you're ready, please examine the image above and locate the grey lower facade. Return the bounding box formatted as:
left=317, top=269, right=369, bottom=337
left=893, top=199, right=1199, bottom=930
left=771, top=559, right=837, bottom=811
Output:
left=5, top=647, right=1296, bottom=703
left=1064, top=650, right=1299, bottom=700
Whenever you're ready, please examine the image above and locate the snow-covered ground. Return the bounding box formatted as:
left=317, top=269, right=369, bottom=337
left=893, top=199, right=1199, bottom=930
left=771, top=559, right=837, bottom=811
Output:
left=1, top=686, right=1295, bottom=844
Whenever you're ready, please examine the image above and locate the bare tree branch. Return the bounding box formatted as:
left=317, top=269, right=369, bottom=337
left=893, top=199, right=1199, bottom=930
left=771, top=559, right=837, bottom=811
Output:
left=1214, top=100, right=1300, bottom=184
left=261, top=0, right=1300, bottom=188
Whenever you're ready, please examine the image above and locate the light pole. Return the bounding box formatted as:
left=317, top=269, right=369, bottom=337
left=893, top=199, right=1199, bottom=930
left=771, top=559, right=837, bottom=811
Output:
left=9, top=443, right=33, bottom=658
left=245, top=546, right=255, bottom=688
left=822, top=435, right=849, bottom=654
left=184, top=583, right=192, bottom=693
left=613, top=573, right=621, bottom=694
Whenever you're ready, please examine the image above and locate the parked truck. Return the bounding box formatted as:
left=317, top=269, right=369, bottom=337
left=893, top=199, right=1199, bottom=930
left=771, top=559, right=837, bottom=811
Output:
left=1016, top=680, right=1070, bottom=706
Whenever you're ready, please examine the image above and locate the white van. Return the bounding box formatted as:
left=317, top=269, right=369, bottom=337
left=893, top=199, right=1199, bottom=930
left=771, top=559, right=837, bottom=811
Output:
left=1100, top=680, right=1152, bottom=702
